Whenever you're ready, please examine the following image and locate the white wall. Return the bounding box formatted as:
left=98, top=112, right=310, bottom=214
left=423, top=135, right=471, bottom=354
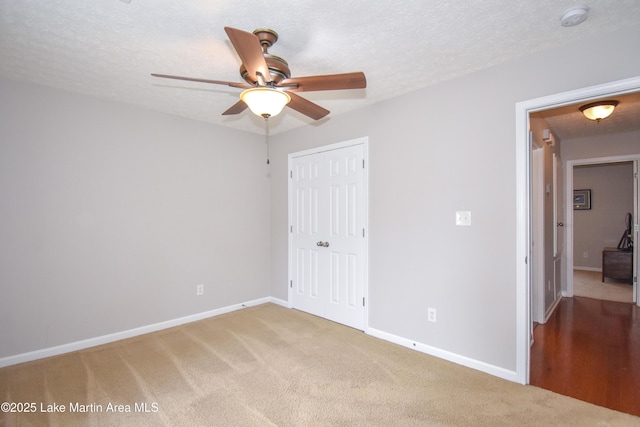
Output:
left=270, top=24, right=640, bottom=374
left=0, top=79, right=270, bottom=359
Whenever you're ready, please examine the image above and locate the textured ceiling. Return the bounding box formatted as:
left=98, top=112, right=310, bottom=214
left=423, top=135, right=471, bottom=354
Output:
left=532, top=92, right=640, bottom=141
left=1, top=0, right=640, bottom=136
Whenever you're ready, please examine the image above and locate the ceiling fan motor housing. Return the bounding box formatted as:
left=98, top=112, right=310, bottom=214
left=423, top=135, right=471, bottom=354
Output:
left=241, top=54, right=291, bottom=85
left=240, top=28, right=291, bottom=85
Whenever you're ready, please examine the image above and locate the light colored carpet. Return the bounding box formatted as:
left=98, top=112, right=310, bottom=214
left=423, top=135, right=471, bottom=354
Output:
left=1, top=303, right=639, bottom=426
left=573, top=269, right=633, bottom=303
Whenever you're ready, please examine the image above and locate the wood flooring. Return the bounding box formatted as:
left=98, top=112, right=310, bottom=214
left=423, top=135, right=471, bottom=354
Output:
left=530, top=296, right=640, bottom=417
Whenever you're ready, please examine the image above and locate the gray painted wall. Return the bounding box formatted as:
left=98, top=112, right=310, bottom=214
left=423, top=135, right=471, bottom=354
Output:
left=269, top=24, right=640, bottom=372
left=0, top=80, right=270, bottom=358
left=562, top=129, right=640, bottom=161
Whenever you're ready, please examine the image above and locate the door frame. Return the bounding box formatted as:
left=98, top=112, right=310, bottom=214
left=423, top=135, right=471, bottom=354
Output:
left=287, top=137, right=370, bottom=331
left=565, top=156, right=639, bottom=301
left=515, top=76, right=640, bottom=384
left=531, top=146, right=545, bottom=325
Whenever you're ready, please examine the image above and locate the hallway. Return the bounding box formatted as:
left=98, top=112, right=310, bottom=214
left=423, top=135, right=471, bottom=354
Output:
left=530, top=296, right=640, bottom=417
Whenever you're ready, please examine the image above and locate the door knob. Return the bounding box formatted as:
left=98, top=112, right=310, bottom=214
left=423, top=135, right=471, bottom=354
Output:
left=316, top=241, right=330, bottom=247
left=557, top=222, right=564, bottom=227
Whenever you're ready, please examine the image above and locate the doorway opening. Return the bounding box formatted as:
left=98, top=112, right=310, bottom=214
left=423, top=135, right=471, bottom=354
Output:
left=567, top=159, right=637, bottom=303
left=515, top=76, right=640, bottom=384
left=528, top=119, right=639, bottom=414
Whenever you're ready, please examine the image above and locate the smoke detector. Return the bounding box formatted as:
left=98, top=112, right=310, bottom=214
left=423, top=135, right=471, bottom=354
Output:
left=560, top=6, right=590, bottom=27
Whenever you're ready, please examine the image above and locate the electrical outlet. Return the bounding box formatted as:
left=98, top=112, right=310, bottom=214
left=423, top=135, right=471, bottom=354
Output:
left=428, top=307, right=437, bottom=323
left=196, top=284, right=204, bottom=296
left=455, top=211, right=471, bottom=226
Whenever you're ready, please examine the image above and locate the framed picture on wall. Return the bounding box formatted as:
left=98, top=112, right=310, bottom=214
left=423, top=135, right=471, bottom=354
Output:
left=573, top=189, right=591, bottom=210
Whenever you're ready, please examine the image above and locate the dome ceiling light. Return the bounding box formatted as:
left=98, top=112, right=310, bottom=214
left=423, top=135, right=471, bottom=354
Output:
left=579, top=100, right=619, bottom=122
left=240, top=87, right=291, bottom=118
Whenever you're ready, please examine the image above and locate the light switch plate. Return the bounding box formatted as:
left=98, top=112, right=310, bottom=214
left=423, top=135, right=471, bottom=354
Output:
left=456, top=211, right=471, bottom=226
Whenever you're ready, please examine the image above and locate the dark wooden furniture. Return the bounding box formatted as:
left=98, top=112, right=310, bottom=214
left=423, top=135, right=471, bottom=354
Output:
left=601, top=247, right=632, bottom=283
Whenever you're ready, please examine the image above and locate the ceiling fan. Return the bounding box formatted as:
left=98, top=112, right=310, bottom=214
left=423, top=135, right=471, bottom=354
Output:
left=151, top=27, right=367, bottom=120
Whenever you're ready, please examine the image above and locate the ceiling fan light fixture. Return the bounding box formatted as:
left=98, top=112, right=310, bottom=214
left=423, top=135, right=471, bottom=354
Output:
left=152, top=27, right=366, bottom=121
left=579, top=100, right=619, bottom=122
left=240, top=87, right=291, bottom=118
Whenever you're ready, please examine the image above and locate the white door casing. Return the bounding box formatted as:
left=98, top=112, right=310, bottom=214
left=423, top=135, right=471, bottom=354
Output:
left=565, top=157, right=640, bottom=301
left=516, top=76, right=640, bottom=385
left=531, top=147, right=545, bottom=325
left=288, top=138, right=368, bottom=331
left=552, top=153, right=563, bottom=301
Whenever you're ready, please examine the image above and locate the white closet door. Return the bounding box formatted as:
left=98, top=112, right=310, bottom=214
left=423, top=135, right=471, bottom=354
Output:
left=290, top=142, right=366, bottom=330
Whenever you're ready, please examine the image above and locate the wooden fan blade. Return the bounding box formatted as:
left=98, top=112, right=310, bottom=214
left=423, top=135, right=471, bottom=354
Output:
left=151, top=73, right=250, bottom=89
left=222, top=100, right=248, bottom=116
left=286, top=92, right=330, bottom=120
left=279, top=72, right=366, bottom=92
left=224, top=27, right=271, bottom=84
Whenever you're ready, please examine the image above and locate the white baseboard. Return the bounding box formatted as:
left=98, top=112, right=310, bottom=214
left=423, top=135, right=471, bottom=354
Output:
left=0, top=296, right=285, bottom=368
left=573, top=266, right=602, bottom=272
left=268, top=297, right=289, bottom=307
left=543, top=295, right=563, bottom=323
left=2, top=295, right=516, bottom=386
left=366, top=327, right=519, bottom=383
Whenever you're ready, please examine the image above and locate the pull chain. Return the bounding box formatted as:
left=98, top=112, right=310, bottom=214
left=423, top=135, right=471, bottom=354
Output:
left=264, top=114, right=270, bottom=165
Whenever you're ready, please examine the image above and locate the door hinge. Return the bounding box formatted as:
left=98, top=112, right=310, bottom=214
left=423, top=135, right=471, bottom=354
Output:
left=363, top=297, right=365, bottom=307
left=290, top=170, right=293, bottom=178
left=634, top=276, right=637, bottom=284
left=290, top=280, right=293, bottom=288
left=362, top=159, right=365, bottom=169
left=362, top=228, right=365, bottom=238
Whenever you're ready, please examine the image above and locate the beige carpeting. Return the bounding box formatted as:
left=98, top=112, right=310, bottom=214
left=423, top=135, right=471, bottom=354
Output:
left=1, top=303, right=639, bottom=426
left=573, top=269, right=634, bottom=303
